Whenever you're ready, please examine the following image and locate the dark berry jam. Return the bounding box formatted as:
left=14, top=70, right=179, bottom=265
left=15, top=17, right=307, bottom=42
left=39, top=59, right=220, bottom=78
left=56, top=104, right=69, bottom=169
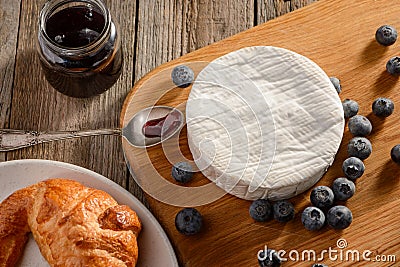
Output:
left=38, top=3, right=122, bottom=98
left=142, top=110, right=182, bottom=138
left=46, top=6, right=105, bottom=48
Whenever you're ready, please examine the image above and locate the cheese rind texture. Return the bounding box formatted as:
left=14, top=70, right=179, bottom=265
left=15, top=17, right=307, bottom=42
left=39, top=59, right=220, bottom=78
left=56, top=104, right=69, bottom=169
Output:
left=186, top=46, right=344, bottom=200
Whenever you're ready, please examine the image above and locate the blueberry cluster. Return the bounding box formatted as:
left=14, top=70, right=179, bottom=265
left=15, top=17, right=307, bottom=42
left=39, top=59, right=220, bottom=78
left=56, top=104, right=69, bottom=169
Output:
left=301, top=86, right=391, bottom=231
left=343, top=88, right=398, bottom=167
left=303, top=61, right=400, bottom=231
left=375, top=25, right=399, bottom=161
left=250, top=199, right=294, bottom=267
left=375, top=25, right=400, bottom=76
left=172, top=162, right=202, bottom=235
left=302, top=183, right=353, bottom=231
left=249, top=199, right=295, bottom=223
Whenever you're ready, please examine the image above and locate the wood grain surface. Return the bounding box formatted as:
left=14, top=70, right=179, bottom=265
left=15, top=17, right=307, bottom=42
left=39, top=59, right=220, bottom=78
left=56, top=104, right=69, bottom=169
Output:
left=122, top=0, right=400, bottom=266
left=9, top=0, right=400, bottom=266
left=0, top=0, right=21, bottom=163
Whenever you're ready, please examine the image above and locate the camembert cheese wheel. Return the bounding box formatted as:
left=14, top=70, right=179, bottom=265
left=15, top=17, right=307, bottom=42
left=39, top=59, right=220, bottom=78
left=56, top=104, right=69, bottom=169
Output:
left=186, top=46, right=344, bottom=200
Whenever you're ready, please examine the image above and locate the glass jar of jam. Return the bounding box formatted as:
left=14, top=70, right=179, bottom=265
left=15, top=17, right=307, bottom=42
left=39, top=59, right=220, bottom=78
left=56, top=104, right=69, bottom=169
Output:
left=37, top=0, right=122, bottom=98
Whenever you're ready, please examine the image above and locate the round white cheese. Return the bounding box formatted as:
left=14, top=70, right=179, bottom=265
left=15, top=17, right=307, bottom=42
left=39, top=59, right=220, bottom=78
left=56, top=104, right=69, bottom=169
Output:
left=186, top=46, right=344, bottom=200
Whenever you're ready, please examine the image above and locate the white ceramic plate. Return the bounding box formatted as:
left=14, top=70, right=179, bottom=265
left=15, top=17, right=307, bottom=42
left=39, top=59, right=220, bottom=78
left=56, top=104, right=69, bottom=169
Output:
left=0, top=159, right=178, bottom=267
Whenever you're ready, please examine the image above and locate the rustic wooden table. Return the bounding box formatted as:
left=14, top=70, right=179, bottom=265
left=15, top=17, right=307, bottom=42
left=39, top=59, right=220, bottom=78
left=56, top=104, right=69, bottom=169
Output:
left=0, top=0, right=316, bottom=206
left=0, top=0, right=316, bottom=265
left=3, top=1, right=400, bottom=267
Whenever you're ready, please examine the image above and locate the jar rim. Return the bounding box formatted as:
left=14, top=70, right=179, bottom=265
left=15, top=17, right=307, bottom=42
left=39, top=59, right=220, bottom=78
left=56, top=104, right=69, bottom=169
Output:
left=39, top=0, right=111, bottom=55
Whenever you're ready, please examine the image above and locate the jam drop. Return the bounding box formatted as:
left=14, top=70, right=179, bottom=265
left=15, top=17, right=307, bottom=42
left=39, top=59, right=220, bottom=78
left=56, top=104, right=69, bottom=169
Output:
left=142, top=110, right=182, bottom=138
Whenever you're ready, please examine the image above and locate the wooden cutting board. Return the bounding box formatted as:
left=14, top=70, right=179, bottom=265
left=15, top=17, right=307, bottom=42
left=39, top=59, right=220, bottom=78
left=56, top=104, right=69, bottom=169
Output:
left=121, top=0, right=400, bottom=266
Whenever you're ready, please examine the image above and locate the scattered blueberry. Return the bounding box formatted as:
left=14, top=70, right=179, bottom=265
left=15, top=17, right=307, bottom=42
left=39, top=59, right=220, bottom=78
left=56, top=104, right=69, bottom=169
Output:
left=171, top=162, right=194, bottom=183
left=342, top=157, right=365, bottom=180
left=171, top=65, right=194, bottom=87
left=342, top=99, right=359, bottom=119
left=327, top=205, right=353, bottom=229
left=390, top=144, right=400, bottom=164
left=301, top=206, right=326, bottom=231
left=375, top=25, right=398, bottom=46
left=348, top=115, right=372, bottom=136
left=332, top=178, right=356, bottom=201
left=258, top=249, right=281, bottom=267
left=175, top=208, right=203, bottom=235
left=330, top=77, right=341, bottom=94
left=347, top=137, right=372, bottom=160
left=386, top=56, right=400, bottom=76
left=310, top=186, right=335, bottom=210
left=249, top=199, right=272, bottom=222
left=311, top=264, right=328, bottom=267
left=272, top=200, right=295, bottom=223
left=372, top=97, right=394, bottom=117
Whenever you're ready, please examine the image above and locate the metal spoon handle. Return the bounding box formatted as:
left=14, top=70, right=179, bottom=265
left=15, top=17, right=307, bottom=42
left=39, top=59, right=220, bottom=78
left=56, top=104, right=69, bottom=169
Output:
left=0, top=128, right=122, bottom=152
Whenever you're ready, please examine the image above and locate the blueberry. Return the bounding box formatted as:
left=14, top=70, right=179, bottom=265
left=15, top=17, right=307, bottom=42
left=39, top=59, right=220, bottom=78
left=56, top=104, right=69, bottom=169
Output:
left=311, top=264, right=328, bottom=267
left=386, top=56, right=400, bottom=76
left=175, top=208, right=203, bottom=235
left=171, top=65, right=194, bottom=87
left=301, top=206, right=326, bottom=231
left=342, top=157, right=365, bottom=180
left=375, top=25, right=398, bottom=46
left=330, top=77, right=341, bottom=94
left=272, top=200, right=295, bottom=223
left=327, top=205, right=353, bottom=229
left=348, top=115, right=372, bottom=136
left=310, top=186, right=335, bottom=209
left=332, top=177, right=356, bottom=201
left=347, top=137, right=372, bottom=160
left=342, top=99, right=359, bottom=119
left=258, top=249, right=281, bottom=267
left=249, top=199, right=272, bottom=222
left=372, top=97, right=394, bottom=117
left=171, top=162, right=194, bottom=183
left=390, top=144, right=400, bottom=164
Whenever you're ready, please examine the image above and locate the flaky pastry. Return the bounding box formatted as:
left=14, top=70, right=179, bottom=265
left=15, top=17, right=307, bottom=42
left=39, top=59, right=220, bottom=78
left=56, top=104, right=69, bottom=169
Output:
left=0, top=178, right=141, bottom=267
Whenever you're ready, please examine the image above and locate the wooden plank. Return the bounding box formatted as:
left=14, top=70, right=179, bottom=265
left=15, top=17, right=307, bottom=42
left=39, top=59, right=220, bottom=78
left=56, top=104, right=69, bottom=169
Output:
left=257, top=0, right=318, bottom=23
left=0, top=0, right=21, bottom=162
left=122, top=0, right=400, bottom=266
left=7, top=1, right=137, bottom=190
left=258, top=0, right=291, bottom=23
left=134, top=0, right=254, bottom=81
left=291, top=0, right=318, bottom=11
left=183, top=0, right=255, bottom=51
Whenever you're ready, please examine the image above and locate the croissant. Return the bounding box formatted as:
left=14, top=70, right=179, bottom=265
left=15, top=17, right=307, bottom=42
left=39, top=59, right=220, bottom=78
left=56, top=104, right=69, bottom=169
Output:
left=0, top=178, right=141, bottom=267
